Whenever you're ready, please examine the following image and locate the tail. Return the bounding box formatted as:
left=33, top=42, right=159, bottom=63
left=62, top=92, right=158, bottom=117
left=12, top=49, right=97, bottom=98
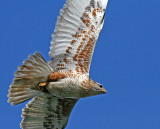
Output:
left=8, top=52, right=53, bottom=105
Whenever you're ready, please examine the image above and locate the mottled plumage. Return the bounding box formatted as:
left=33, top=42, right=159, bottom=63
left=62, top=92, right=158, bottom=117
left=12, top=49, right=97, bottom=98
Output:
left=8, top=0, right=108, bottom=129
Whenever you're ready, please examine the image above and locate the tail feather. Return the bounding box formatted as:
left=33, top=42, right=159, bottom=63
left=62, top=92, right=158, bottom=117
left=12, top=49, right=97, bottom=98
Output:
left=8, top=52, right=53, bottom=105
left=14, top=71, right=39, bottom=78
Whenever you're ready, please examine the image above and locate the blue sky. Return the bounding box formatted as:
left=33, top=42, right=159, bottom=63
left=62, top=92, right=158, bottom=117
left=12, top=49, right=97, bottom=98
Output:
left=1, top=0, right=160, bottom=129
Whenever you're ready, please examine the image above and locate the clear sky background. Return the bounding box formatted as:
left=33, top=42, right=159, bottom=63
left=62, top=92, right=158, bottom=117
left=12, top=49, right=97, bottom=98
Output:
left=0, top=0, right=160, bottom=129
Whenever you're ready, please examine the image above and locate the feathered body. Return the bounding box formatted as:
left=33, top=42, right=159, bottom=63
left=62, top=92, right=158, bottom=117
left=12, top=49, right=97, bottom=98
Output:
left=47, top=72, right=106, bottom=98
left=8, top=0, right=108, bottom=128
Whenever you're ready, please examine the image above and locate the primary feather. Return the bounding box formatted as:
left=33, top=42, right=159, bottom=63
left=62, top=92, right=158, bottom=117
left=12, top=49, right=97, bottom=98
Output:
left=49, top=0, right=108, bottom=74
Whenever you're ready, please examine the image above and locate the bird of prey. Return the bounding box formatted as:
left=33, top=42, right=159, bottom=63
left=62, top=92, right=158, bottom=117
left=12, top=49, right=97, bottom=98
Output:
left=8, top=0, right=108, bottom=128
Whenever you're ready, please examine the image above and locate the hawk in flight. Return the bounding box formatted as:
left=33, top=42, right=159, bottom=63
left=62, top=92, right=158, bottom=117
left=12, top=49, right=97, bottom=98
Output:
left=8, top=0, right=108, bottom=128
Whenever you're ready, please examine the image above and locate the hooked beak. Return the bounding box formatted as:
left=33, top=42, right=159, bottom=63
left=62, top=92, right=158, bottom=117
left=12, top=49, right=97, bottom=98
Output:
left=101, top=88, right=107, bottom=94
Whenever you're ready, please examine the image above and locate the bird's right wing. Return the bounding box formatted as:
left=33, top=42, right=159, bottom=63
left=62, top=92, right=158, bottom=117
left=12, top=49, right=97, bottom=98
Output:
left=49, top=0, right=108, bottom=74
left=21, top=94, right=78, bottom=129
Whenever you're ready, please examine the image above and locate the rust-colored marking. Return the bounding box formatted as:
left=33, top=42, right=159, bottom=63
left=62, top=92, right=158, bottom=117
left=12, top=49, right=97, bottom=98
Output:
left=82, top=19, right=90, bottom=24
left=79, top=63, right=83, bottom=68
left=68, top=47, right=72, bottom=49
left=78, top=55, right=84, bottom=58
left=63, top=58, right=68, bottom=64
left=75, top=67, right=80, bottom=73
left=84, top=65, right=88, bottom=72
left=66, top=46, right=73, bottom=54
left=92, top=8, right=101, bottom=17
left=81, top=80, right=95, bottom=89
left=79, top=52, right=86, bottom=56
left=86, top=23, right=90, bottom=27
left=77, top=45, right=83, bottom=50
left=70, top=40, right=76, bottom=45
left=92, top=11, right=97, bottom=17
left=75, top=64, right=79, bottom=66
left=73, top=54, right=78, bottom=61
left=91, top=25, right=95, bottom=30
left=82, top=38, right=86, bottom=41
left=80, top=42, right=84, bottom=45
left=57, top=64, right=65, bottom=67
left=75, top=35, right=95, bottom=73
left=49, top=72, right=66, bottom=80
left=84, top=57, right=90, bottom=61
left=70, top=6, right=101, bottom=74
left=68, top=70, right=73, bottom=74
left=76, top=45, right=83, bottom=53
left=84, top=13, right=89, bottom=18
left=75, top=34, right=82, bottom=38
left=66, top=49, right=70, bottom=54
left=82, top=30, right=87, bottom=33
left=88, top=30, right=92, bottom=34
left=86, top=50, right=90, bottom=55
left=84, top=35, right=88, bottom=38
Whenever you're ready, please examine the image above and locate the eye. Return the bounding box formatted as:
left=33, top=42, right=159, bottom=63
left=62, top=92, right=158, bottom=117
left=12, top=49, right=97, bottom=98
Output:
left=99, top=85, right=103, bottom=88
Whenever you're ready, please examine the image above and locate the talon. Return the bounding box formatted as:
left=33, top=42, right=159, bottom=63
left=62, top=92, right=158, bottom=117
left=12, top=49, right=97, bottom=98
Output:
left=39, top=82, right=47, bottom=87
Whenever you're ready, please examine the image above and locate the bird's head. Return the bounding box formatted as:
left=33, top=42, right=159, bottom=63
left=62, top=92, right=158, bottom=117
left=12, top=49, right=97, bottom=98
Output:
left=90, top=80, right=107, bottom=95
left=80, top=78, right=107, bottom=98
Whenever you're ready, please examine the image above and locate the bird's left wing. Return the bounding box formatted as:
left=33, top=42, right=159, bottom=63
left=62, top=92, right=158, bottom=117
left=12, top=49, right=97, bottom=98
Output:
left=21, top=94, right=78, bottom=129
left=49, top=0, right=108, bottom=74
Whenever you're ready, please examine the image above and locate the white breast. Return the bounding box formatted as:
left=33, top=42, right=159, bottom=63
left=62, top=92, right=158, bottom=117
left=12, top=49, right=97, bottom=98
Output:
left=47, top=74, right=89, bottom=98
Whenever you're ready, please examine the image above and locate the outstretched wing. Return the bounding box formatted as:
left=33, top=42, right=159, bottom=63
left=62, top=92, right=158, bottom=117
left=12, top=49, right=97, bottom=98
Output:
left=21, top=94, right=78, bottom=129
left=49, top=0, right=108, bottom=74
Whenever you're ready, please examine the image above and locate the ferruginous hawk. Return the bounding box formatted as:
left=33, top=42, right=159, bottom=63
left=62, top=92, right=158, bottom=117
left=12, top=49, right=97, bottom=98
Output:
left=8, top=0, right=108, bottom=128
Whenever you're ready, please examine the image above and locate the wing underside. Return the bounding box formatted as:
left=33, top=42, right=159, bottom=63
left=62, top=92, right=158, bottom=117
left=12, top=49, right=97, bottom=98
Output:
left=21, top=94, right=78, bottom=129
left=49, top=0, right=108, bottom=74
